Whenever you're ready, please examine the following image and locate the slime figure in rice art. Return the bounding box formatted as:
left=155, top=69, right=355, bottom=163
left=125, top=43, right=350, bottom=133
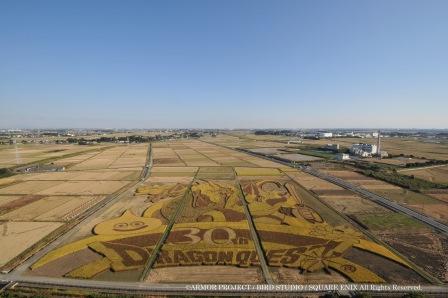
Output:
left=31, top=179, right=413, bottom=282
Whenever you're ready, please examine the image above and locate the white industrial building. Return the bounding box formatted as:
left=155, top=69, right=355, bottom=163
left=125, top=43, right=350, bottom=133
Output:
left=350, top=143, right=378, bottom=157
left=319, top=132, right=333, bottom=138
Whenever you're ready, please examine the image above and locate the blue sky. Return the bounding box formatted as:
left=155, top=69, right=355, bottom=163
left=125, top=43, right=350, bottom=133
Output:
left=1, top=0, right=447, bottom=129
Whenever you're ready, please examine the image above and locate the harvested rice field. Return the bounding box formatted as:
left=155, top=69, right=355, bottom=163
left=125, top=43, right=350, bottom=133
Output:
left=400, top=165, right=448, bottom=184
left=0, top=196, right=105, bottom=221
left=69, top=145, right=147, bottom=170
left=289, top=170, right=448, bottom=283
left=321, top=169, right=448, bottom=225
left=370, top=157, right=429, bottom=167
left=0, top=180, right=129, bottom=195
left=0, top=144, right=149, bottom=270
left=0, top=144, right=106, bottom=168
left=0, top=221, right=63, bottom=267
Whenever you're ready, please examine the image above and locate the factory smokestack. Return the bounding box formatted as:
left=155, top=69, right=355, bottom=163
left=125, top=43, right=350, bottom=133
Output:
left=377, top=130, right=381, bottom=159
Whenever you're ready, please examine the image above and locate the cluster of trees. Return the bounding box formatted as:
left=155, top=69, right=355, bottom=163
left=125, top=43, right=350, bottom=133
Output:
left=0, top=168, right=13, bottom=178
left=404, top=159, right=448, bottom=168
left=254, top=130, right=298, bottom=136
left=67, top=132, right=202, bottom=145
left=362, top=169, right=448, bottom=191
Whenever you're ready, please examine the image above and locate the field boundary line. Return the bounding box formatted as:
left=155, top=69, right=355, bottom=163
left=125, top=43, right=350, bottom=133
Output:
left=234, top=170, right=274, bottom=284
left=171, top=147, right=188, bottom=167
left=138, top=168, right=198, bottom=281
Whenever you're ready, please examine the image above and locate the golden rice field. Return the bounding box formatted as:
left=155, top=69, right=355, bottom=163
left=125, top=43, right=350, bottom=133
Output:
left=1, top=139, right=444, bottom=284
left=22, top=140, right=435, bottom=284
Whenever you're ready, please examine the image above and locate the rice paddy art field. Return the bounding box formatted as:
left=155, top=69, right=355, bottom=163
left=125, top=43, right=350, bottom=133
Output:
left=26, top=140, right=435, bottom=284
left=0, top=144, right=148, bottom=269
left=288, top=170, right=448, bottom=282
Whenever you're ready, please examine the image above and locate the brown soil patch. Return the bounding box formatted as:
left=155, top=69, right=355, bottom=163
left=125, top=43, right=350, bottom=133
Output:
left=407, top=203, right=448, bottom=224
left=0, top=195, right=45, bottom=214
left=345, top=248, right=427, bottom=284
left=378, top=231, right=448, bottom=282
left=30, top=248, right=101, bottom=277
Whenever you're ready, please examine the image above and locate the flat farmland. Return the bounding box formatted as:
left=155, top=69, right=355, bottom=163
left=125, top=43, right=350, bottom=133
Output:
left=288, top=170, right=448, bottom=282
left=200, top=134, right=288, bottom=149
left=236, top=172, right=423, bottom=283
left=0, top=196, right=103, bottom=221
left=274, top=153, right=322, bottom=162
left=321, top=169, right=448, bottom=225
left=0, top=180, right=128, bottom=195
left=0, top=144, right=148, bottom=270
left=285, top=170, right=344, bottom=191
left=400, top=165, right=448, bottom=184
left=373, top=189, right=448, bottom=224
left=0, top=144, right=106, bottom=168
left=27, top=140, right=433, bottom=285
left=21, top=170, right=140, bottom=181
left=152, top=140, right=289, bottom=168
left=39, top=180, right=129, bottom=195
left=150, top=166, right=198, bottom=178
left=425, top=191, right=448, bottom=203
left=370, top=157, right=429, bottom=167
left=245, top=147, right=323, bottom=162
left=0, top=180, right=63, bottom=195
left=0, top=221, right=63, bottom=267
left=69, top=145, right=147, bottom=170
left=211, top=133, right=448, bottom=161
left=322, top=170, right=401, bottom=190
left=299, top=137, right=448, bottom=160
left=51, top=151, right=103, bottom=167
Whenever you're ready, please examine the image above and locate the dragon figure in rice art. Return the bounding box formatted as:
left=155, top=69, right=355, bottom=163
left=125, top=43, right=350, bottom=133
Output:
left=31, top=180, right=411, bottom=282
